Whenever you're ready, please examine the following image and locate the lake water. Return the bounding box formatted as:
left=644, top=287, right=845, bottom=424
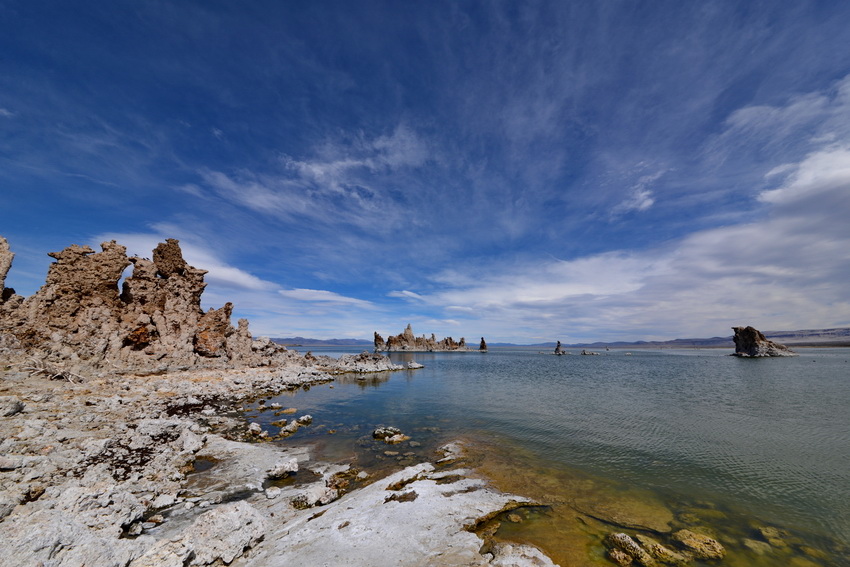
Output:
left=248, top=346, right=850, bottom=566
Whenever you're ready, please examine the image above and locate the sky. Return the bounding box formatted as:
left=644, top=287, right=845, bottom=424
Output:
left=2, top=1, right=850, bottom=344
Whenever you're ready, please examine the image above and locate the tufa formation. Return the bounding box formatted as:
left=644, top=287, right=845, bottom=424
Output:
left=374, top=324, right=475, bottom=352
left=732, top=326, right=797, bottom=357
left=0, top=236, right=293, bottom=373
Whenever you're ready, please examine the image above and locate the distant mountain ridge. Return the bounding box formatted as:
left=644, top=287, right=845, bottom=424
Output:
left=273, top=327, right=850, bottom=349
left=272, top=337, right=372, bottom=347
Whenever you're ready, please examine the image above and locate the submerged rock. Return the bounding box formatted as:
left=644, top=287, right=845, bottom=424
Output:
left=732, top=326, right=796, bottom=357
left=605, top=533, right=656, bottom=566
left=634, top=534, right=691, bottom=566
left=671, top=529, right=725, bottom=560
left=572, top=491, right=673, bottom=533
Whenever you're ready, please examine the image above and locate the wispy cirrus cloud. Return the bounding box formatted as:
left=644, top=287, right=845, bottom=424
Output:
left=388, top=290, right=426, bottom=302
left=278, top=288, right=374, bottom=308
left=391, top=77, right=850, bottom=342
left=196, top=125, right=429, bottom=233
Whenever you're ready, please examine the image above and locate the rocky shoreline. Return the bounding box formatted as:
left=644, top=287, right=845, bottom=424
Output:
left=0, top=236, right=556, bottom=566
left=0, top=360, right=557, bottom=566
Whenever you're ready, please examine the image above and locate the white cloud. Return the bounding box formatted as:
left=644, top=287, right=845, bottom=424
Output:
left=280, top=124, right=428, bottom=191
left=278, top=288, right=374, bottom=307
left=614, top=187, right=655, bottom=215
left=388, top=290, right=426, bottom=301
left=399, top=137, right=850, bottom=342
left=0, top=108, right=13, bottom=117
left=758, top=146, right=850, bottom=205
left=610, top=169, right=665, bottom=218
left=195, top=125, right=429, bottom=234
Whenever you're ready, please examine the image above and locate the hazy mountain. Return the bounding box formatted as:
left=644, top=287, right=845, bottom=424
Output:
left=272, top=337, right=372, bottom=347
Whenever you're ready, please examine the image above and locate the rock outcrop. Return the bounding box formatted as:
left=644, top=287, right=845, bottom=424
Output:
left=0, top=238, right=298, bottom=372
left=0, top=236, right=296, bottom=373
left=479, top=337, right=488, bottom=351
left=374, top=324, right=476, bottom=352
left=732, top=326, right=797, bottom=357
left=0, top=237, right=14, bottom=302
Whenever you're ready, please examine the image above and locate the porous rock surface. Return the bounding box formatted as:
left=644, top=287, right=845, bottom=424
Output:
left=375, top=323, right=474, bottom=352
left=0, top=236, right=296, bottom=373
left=732, top=326, right=797, bottom=357
left=0, top=366, right=333, bottom=567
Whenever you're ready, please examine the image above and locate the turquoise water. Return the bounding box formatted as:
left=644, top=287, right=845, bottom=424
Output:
left=250, top=347, right=850, bottom=564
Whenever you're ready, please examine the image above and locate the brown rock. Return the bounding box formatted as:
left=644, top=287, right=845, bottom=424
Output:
left=152, top=238, right=188, bottom=277
left=605, top=533, right=656, bottom=566
left=0, top=237, right=14, bottom=302
left=375, top=324, right=474, bottom=352
left=0, top=236, right=290, bottom=373
left=732, top=326, right=796, bottom=357
left=194, top=304, right=234, bottom=357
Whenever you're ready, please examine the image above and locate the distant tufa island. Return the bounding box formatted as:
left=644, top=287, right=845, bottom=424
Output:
left=521, top=327, right=850, bottom=349
left=374, top=324, right=487, bottom=352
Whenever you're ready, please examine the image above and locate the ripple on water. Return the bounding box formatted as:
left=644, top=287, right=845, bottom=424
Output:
left=251, top=346, right=850, bottom=564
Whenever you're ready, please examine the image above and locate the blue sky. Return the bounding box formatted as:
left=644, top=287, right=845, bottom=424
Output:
left=2, top=1, right=850, bottom=343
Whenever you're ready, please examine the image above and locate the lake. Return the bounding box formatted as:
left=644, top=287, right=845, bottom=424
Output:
left=248, top=346, right=850, bottom=566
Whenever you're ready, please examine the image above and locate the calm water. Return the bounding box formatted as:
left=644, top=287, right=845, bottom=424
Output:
left=249, top=347, right=850, bottom=565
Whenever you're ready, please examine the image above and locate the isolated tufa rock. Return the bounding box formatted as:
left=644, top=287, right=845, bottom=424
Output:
left=0, top=236, right=292, bottom=372
left=374, top=324, right=473, bottom=352
left=373, top=331, right=385, bottom=351
left=732, top=326, right=797, bottom=357
left=479, top=337, right=487, bottom=351
left=0, top=236, right=14, bottom=302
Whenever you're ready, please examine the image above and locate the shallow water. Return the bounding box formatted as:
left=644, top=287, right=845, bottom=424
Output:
left=249, top=346, right=850, bottom=565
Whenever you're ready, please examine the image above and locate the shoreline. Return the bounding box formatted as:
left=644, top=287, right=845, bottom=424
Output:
left=0, top=361, right=558, bottom=567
